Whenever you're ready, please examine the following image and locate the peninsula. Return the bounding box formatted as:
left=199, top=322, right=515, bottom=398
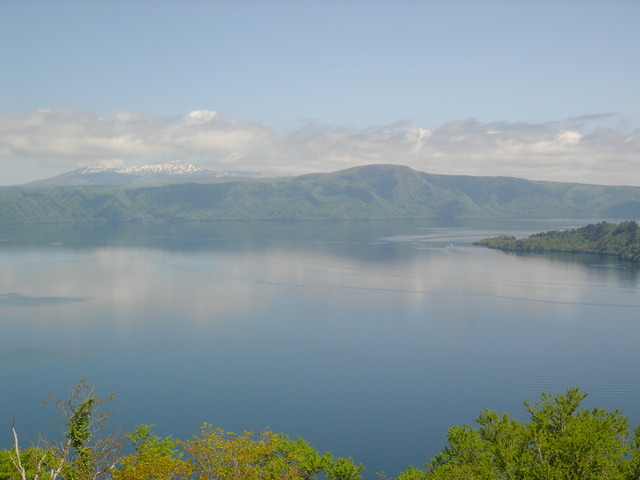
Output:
left=474, top=221, right=640, bottom=263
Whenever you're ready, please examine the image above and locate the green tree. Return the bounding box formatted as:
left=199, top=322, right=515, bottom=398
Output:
left=475, top=221, right=640, bottom=263
left=276, top=435, right=333, bottom=480
left=7, top=379, right=121, bottom=480
left=0, top=446, right=57, bottom=480
left=51, top=379, right=122, bottom=480
left=393, top=465, right=428, bottom=480
left=114, top=425, right=190, bottom=480
left=414, top=387, right=634, bottom=480
left=179, top=423, right=303, bottom=480
left=325, top=456, right=365, bottom=480
left=523, top=388, right=629, bottom=480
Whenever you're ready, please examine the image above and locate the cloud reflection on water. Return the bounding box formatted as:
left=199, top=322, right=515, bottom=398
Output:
left=1, top=221, right=639, bottom=476
left=0, top=292, right=86, bottom=306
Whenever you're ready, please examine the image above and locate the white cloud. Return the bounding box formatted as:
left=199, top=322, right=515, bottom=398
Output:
left=0, top=107, right=273, bottom=168
left=556, top=130, right=582, bottom=145
left=0, top=108, right=639, bottom=186
left=184, top=110, right=220, bottom=125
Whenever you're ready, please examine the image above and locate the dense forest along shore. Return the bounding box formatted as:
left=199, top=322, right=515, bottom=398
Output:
left=475, top=221, right=640, bottom=263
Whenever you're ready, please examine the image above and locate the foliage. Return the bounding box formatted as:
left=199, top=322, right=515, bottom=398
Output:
left=1, top=165, right=640, bottom=222
left=475, top=221, right=640, bottom=263
left=325, top=456, right=365, bottom=480
left=178, top=423, right=302, bottom=480
left=113, top=425, right=189, bottom=480
left=124, top=425, right=181, bottom=460
left=275, top=435, right=334, bottom=479
left=397, top=387, right=640, bottom=480
left=7, top=381, right=640, bottom=480
left=48, top=379, right=122, bottom=480
left=4, top=380, right=364, bottom=480
left=0, top=447, right=59, bottom=480
left=7, top=378, right=122, bottom=480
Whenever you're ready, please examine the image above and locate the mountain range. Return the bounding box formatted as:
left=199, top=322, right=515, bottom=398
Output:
left=25, top=161, right=268, bottom=186
left=1, top=163, right=639, bottom=223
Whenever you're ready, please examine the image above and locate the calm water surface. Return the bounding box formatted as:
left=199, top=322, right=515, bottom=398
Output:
left=1, top=219, right=639, bottom=476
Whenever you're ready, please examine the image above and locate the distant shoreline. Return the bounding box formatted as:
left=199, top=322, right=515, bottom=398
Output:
left=474, top=221, right=640, bottom=264
left=1, top=165, right=640, bottom=223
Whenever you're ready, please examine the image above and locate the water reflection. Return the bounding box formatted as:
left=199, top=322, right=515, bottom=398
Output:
left=0, top=292, right=86, bottom=306
left=1, top=219, right=638, bottom=477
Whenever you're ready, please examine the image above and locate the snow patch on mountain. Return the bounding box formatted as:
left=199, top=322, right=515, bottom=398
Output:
left=26, top=161, right=270, bottom=186
left=77, top=161, right=207, bottom=176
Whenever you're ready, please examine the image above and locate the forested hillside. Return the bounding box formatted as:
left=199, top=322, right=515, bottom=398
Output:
left=3, top=382, right=640, bottom=480
left=1, top=165, right=639, bottom=223
left=475, top=221, right=640, bottom=263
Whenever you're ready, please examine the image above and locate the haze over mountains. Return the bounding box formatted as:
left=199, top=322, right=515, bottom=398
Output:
left=25, top=161, right=269, bottom=187
left=1, top=163, right=639, bottom=223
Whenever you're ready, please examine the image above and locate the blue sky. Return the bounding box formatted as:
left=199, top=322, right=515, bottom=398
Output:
left=1, top=1, right=639, bottom=185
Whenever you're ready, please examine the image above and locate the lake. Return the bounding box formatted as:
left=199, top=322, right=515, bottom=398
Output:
left=1, top=219, right=639, bottom=477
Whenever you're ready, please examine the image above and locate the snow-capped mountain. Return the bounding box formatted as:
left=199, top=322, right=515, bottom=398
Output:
left=26, top=161, right=269, bottom=186
left=78, top=162, right=207, bottom=176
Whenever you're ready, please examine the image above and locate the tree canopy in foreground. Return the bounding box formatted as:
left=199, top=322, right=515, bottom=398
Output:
left=3, top=382, right=640, bottom=479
